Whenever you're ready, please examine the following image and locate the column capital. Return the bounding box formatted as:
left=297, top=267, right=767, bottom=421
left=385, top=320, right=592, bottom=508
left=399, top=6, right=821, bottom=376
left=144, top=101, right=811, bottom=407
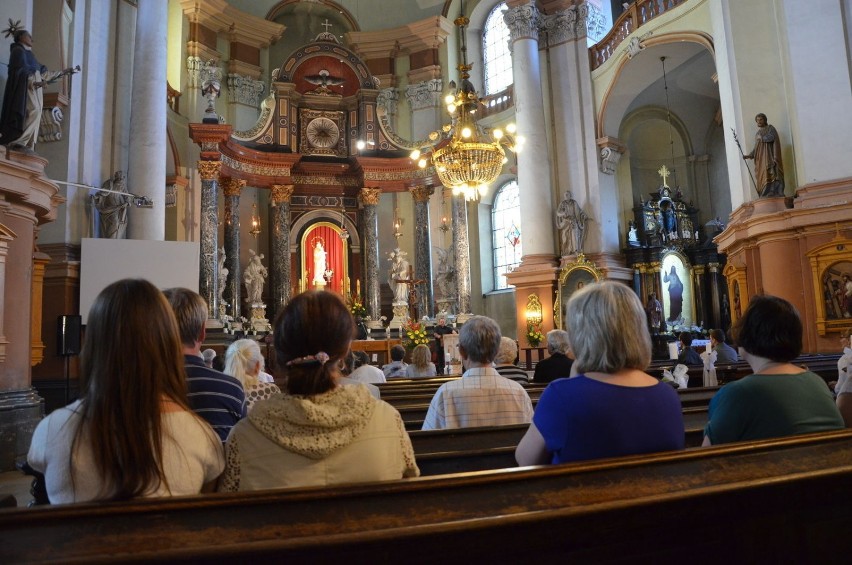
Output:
left=541, top=7, right=578, bottom=46
left=405, top=79, right=443, bottom=110
left=596, top=136, right=627, bottom=175
left=197, top=160, right=222, bottom=181
left=270, top=184, right=295, bottom=204
left=221, top=177, right=246, bottom=196
left=358, top=187, right=382, bottom=206
left=504, top=4, right=541, bottom=43
left=410, top=185, right=434, bottom=202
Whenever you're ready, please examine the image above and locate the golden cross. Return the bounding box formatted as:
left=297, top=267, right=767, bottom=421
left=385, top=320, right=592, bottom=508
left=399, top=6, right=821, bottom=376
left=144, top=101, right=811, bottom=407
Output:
left=657, top=164, right=671, bottom=188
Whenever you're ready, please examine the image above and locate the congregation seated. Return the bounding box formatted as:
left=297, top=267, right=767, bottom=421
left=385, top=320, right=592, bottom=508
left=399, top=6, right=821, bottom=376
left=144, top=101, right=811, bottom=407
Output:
left=516, top=281, right=685, bottom=465
left=494, top=337, right=529, bottom=383
left=164, top=287, right=246, bottom=441
left=709, top=328, right=739, bottom=364
left=677, top=332, right=703, bottom=365
left=340, top=350, right=381, bottom=399
left=219, top=291, right=418, bottom=492
left=703, top=295, right=844, bottom=445
left=532, top=329, right=573, bottom=383
left=405, top=344, right=437, bottom=378
left=348, top=350, right=386, bottom=384
left=382, top=345, right=408, bottom=378
left=27, top=279, right=224, bottom=504
left=422, top=315, right=533, bottom=430
left=224, top=339, right=281, bottom=412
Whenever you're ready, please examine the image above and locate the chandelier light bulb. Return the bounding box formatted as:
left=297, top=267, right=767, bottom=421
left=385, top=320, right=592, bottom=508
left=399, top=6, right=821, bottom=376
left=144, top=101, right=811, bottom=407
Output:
left=493, top=129, right=503, bottom=140
left=502, top=156, right=508, bottom=164
left=478, top=184, right=488, bottom=196
left=447, top=103, right=457, bottom=114
left=356, top=140, right=366, bottom=150
left=461, top=127, right=472, bottom=138
left=410, top=149, right=420, bottom=160
left=445, top=94, right=455, bottom=105
left=506, top=123, right=516, bottom=134
left=418, top=158, right=427, bottom=168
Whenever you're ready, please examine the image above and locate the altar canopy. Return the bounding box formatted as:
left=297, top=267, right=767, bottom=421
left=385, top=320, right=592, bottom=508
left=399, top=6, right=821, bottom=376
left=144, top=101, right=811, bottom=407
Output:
left=302, top=222, right=348, bottom=294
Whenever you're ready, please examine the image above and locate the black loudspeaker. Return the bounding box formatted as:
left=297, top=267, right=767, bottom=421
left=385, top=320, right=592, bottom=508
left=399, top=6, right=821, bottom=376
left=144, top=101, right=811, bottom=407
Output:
left=57, top=315, right=82, bottom=357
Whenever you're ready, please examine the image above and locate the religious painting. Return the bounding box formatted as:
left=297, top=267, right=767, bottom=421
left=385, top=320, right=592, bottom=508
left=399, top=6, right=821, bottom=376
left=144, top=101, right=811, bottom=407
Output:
left=660, top=251, right=693, bottom=330
left=555, top=255, right=603, bottom=330
left=300, top=222, right=349, bottom=294
left=806, top=237, right=852, bottom=335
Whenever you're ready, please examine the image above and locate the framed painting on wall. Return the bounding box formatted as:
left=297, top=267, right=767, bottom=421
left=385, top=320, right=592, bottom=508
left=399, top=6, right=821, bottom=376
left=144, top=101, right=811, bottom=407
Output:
left=554, top=255, right=603, bottom=330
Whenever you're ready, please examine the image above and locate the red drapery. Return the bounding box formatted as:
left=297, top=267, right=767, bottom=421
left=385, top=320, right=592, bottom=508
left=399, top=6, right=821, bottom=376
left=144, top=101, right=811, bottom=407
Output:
left=304, top=223, right=346, bottom=294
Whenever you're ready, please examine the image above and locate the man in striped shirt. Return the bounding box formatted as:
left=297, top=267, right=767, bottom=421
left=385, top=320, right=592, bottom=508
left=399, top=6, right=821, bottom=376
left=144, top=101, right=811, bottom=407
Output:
left=164, top=288, right=246, bottom=441
left=422, top=316, right=533, bottom=430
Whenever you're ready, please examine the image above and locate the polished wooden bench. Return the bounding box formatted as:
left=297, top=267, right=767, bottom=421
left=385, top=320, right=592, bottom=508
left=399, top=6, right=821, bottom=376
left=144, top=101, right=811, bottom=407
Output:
left=3, top=430, right=851, bottom=562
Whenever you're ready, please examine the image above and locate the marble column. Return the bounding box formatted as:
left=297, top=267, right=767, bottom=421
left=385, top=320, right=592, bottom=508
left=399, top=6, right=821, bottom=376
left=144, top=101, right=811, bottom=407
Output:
left=197, top=160, right=221, bottom=319
left=127, top=0, right=168, bottom=240
left=271, top=184, right=295, bottom=315
left=708, top=262, right=722, bottom=330
left=452, top=195, right=472, bottom=315
left=221, top=178, right=245, bottom=320
left=505, top=4, right=555, bottom=257
left=358, top=187, right=382, bottom=323
left=411, top=185, right=434, bottom=319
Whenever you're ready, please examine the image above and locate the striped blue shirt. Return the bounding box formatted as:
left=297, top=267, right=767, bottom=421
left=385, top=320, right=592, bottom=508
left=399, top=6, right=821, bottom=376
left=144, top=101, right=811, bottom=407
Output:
left=184, top=354, right=246, bottom=441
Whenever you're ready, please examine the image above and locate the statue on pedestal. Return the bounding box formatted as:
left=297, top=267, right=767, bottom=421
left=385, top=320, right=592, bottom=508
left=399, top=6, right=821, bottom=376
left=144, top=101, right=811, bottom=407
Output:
left=92, top=170, right=131, bottom=239
left=556, top=191, right=589, bottom=256
left=244, top=250, right=267, bottom=306
left=388, top=248, right=410, bottom=304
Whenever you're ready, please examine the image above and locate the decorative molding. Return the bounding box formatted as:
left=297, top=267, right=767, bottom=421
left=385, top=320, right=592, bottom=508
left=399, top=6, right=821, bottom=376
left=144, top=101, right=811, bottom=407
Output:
left=291, top=174, right=361, bottom=187
left=187, top=56, right=204, bottom=89
left=542, top=8, right=577, bottom=46
left=270, top=184, right=295, bottom=205
left=346, top=16, right=453, bottom=57
left=405, top=79, right=443, bottom=110
left=226, top=73, right=265, bottom=106
left=180, top=0, right=285, bottom=48
left=37, top=106, right=64, bottom=143
left=220, top=177, right=246, bottom=197
left=410, top=185, right=434, bottom=202
left=196, top=160, right=222, bottom=180
left=364, top=168, right=433, bottom=182
left=575, top=1, right=589, bottom=39
left=231, top=93, right=275, bottom=142
left=504, top=5, right=541, bottom=43
left=378, top=87, right=400, bottom=116
left=596, top=136, right=627, bottom=175
left=358, top=187, right=382, bottom=206
left=222, top=154, right=290, bottom=177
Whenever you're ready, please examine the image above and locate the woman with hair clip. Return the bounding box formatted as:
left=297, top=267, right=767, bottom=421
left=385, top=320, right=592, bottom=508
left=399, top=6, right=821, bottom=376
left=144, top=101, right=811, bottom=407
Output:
left=27, top=279, right=224, bottom=503
left=219, top=291, right=419, bottom=491
left=224, top=339, right=281, bottom=412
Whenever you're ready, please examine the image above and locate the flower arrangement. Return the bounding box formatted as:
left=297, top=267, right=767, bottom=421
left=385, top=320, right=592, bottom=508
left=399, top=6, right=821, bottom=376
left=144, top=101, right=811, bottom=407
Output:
left=346, top=293, right=368, bottom=319
left=526, top=322, right=544, bottom=347
left=402, top=320, right=430, bottom=350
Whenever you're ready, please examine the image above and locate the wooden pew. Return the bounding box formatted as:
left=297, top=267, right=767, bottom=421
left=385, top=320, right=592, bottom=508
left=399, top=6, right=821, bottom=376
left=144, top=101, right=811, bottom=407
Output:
left=3, top=430, right=852, bottom=562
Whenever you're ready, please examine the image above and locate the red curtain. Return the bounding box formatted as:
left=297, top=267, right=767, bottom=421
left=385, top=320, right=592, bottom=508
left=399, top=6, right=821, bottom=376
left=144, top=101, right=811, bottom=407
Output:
left=304, top=224, right=346, bottom=294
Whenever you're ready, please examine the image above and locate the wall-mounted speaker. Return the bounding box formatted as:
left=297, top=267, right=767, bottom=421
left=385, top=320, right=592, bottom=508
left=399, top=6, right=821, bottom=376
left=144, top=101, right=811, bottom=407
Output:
left=57, top=315, right=82, bottom=357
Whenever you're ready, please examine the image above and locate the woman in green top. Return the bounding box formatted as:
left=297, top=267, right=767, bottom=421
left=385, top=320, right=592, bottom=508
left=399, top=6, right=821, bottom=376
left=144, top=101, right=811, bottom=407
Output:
left=703, top=295, right=844, bottom=445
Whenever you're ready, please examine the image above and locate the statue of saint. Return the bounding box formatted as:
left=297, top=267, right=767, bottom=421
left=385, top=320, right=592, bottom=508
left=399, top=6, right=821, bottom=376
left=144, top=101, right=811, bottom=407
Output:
left=93, top=170, right=131, bottom=239
left=663, top=265, right=684, bottom=323
left=217, top=247, right=228, bottom=307
left=743, top=113, right=784, bottom=197
left=556, top=191, right=589, bottom=256
left=0, top=22, right=80, bottom=152
left=388, top=248, right=410, bottom=304
left=645, top=292, right=663, bottom=334
left=311, top=240, right=327, bottom=285
left=243, top=250, right=267, bottom=306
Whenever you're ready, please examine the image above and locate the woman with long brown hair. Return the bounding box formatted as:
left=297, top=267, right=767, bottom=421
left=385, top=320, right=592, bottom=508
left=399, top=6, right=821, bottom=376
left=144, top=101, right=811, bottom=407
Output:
left=27, top=279, right=224, bottom=503
left=220, top=290, right=419, bottom=491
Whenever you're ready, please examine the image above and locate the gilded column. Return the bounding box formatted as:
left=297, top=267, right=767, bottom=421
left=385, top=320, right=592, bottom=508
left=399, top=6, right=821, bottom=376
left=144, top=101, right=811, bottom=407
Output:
left=197, top=160, right=221, bottom=318
left=221, top=178, right=245, bottom=320
left=271, top=184, right=295, bottom=315
left=452, top=195, right=471, bottom=316
left=358, top=187, right=382, bottom=323
left=411, top=185, right=434, bottom=319
left=505, top=4, right=555, bottom=257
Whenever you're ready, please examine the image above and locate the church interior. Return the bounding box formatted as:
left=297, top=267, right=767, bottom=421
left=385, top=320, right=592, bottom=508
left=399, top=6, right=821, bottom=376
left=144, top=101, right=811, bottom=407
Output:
left=1, top=0, right=852, bottom=556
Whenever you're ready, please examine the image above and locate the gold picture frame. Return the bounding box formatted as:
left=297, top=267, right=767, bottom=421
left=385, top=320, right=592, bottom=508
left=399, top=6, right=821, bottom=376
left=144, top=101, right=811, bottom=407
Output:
left=554, top=254, right=604, bottom=329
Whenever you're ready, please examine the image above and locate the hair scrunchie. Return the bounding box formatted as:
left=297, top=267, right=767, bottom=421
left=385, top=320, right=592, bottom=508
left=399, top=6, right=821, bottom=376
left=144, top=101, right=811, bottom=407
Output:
left=286, top=351, right=330, bottom=366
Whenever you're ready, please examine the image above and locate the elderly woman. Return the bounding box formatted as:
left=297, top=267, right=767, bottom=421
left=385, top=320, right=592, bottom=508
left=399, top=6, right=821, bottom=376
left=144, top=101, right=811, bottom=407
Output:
left=516, top=281, right=684, bottom=465
left=219, top=291, right=419, bottom=491
left=405, top=344, right=437, bottom=378
left=494, top=337, right=529, bottom=383
left=223, top=339, right=281, bottom=412
left=704, top=295, right=844, bottom=444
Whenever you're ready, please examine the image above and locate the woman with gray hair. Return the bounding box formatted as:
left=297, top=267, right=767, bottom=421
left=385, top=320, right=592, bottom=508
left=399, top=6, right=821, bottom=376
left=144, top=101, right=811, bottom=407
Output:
left=223, top=339, right=280, bottom=412
left=516, top=281, right=684, bottom=465
left=495, top=337, right=529, bottom=383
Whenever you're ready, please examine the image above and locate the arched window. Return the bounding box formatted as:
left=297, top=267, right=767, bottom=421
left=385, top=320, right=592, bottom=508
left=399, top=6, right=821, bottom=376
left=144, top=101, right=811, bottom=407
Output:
left=482, top=3, right=512, bottom=96
left=492, top=180, right=522, bottom=290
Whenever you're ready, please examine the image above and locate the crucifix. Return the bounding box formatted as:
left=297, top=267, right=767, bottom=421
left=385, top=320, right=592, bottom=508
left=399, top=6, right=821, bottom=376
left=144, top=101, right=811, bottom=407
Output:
left=657, top=164, right=671, bottom=188
left=321, top=19, right=333, bottom=33
left=395, top=265, right=425, bottom=322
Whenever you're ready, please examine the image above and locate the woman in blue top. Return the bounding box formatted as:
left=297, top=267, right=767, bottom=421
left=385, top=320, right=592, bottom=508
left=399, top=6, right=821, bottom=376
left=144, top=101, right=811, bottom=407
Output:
left=516, top=281, right=684, bottom=465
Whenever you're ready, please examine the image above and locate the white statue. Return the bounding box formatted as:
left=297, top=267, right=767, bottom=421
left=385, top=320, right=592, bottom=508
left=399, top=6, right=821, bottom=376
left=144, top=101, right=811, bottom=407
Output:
left=388, top=248, right=410, bottom=304
left=243, top=250, right=267, bottom=305
left=93, top=170, right=131, bottom=239
left=312, top=240, right=327, bottom=285
left=217, top=247, right=228, bottom=307
left=434, top=246, right=455, bottom=299
left=556, top=191, right=589, bottom=256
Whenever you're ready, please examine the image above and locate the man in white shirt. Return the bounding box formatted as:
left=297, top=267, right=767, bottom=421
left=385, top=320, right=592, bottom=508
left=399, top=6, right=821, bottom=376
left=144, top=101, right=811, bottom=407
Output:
left=422, top=316, right=533, bottom=430
left=348, top=350, right=387, bottom=385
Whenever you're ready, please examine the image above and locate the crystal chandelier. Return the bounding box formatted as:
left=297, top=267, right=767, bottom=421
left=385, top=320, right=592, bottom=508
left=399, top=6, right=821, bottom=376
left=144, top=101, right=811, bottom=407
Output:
left=411, top=13, right=523, bottom=201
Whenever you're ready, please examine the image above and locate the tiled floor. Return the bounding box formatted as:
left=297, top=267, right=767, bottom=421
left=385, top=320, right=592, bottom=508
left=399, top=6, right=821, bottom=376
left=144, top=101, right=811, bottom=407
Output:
left=0, top=470, right=37, bottom=508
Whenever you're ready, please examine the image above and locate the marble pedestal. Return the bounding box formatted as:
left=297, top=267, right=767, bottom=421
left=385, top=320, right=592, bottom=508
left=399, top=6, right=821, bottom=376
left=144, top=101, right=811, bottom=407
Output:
left=249, top=304, right=271, bottom=332
left=387, top=303, right=410, bottom=330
